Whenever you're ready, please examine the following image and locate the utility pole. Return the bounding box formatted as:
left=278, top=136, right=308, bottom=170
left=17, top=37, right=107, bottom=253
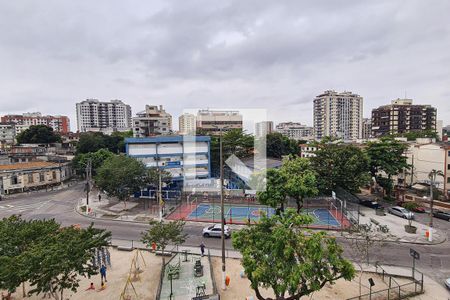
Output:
left=159, top=166, right=163, bottom=221
left=219, top=128, right=226, bottom=290
left=85, top=159, right=91, bottom=209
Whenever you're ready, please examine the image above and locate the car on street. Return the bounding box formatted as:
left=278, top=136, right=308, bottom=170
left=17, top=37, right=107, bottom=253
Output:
left=397, top=201, right=426, bottom=213
left=388, top=206, right=414, bottom=219
left=359, top=200, right=383, bottom=209
left=445, top=278, right=450, bottom=290
left=202, top=224, right=231, bottom=238
left=433, top=210, right=450, bottom=221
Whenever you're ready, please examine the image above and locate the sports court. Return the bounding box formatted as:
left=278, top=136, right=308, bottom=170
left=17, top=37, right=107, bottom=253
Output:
left=167, top=202, right=350, bottom=228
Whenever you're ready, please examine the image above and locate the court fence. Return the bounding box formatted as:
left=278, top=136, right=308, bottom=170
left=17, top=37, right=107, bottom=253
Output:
left=164, top=191, right=359, bottom=230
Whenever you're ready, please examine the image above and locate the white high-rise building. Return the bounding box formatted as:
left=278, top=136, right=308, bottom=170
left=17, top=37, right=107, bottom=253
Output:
left=255, top=121, right=273, bottom=138
left=179, top=113, right=196, bottom=135
left=313, top=90, right=363, bottom=140
left=276, top=122, right=313, bottom=140
left=133, top=105, right=172, bottom=137
left=76, top=99, right=132, bottom=134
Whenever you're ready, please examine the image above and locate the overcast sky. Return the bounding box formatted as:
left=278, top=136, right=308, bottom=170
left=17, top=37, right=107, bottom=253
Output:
left=1, top=0, right=449, bottom=132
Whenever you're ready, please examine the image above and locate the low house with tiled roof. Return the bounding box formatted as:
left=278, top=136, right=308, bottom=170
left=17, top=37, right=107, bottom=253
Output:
left=0, top=160, right=72, bottom=194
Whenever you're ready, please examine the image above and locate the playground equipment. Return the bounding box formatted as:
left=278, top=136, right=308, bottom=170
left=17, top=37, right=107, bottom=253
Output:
left=130, top=249, right=147, bottom=281
left=119, top=277, right=138, bottom=300
left=194, top=258, right=203, bottom=277
left=92, top=247, right=112, bottom=269
left=167, top=261, right=181, bottom=280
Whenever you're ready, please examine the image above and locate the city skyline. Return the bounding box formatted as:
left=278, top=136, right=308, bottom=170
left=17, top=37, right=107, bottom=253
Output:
left=1, top=1, right=449, bottom=130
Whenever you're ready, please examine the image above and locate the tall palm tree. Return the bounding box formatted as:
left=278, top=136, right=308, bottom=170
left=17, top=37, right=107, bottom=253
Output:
left=428, top=169, right=444, bottom=228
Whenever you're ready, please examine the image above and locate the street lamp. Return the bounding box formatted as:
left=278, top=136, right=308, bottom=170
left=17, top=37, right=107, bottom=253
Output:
left=211, top=124, right=230, bottom=291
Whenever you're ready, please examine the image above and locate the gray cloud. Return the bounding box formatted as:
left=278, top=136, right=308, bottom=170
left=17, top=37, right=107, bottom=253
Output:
left=0, top=0, right=449, bottom=130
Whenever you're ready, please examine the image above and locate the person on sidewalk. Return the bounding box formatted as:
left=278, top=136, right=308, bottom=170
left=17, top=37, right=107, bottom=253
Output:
left=200, top=242, right=205, bottom=257
left=100, top=265, right=107, bottom=282
left=98, top=194, right=101, bottom=202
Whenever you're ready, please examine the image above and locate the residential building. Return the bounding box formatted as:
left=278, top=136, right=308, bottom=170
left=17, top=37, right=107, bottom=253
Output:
left=275, top=122, right=313, bottom=141
left=125, top=136, right=211, bottom=182
left=313, top=90, right=363, bottom=141
left=255, top=121, right=273, bottom=138
left=196, top=110, right=243, bottom=135
left=362, top=118, right=372, bottom=139
left=403, top=139, right=450, bottom=199
left=178, top=113, right=196, bottom=135
left=1, top=112, right=70, bottom=134
left=371, top=99, right=437, bottom=137
left=133, top=105, right=172, bottom=137
left=0, top=123, right=15, bottom=148
left=76, top=99, right=132, bottom=134
left=299, top=144, right=317, bottom=158
left=0, top=161, right=72, bottom=195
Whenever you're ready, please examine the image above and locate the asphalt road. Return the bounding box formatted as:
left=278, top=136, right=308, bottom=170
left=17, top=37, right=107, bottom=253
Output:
left=1, top=184, right=449, bottom=288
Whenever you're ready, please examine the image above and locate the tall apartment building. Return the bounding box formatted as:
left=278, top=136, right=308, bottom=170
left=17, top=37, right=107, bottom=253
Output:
left=1, top=113, right=70, bottom=134
left=255, top=121, right=273, bottom=138
left=0, top=123, right=16, bottom=148
left=76, top=99, right=132, bottom=134
left=362, top=118, right=372, bottom=139
left=275, top=122, right=313, bottom=140
left=133, top=105, right=172, bottom=137
left=313, top=90, right=363, bottom=140
left=179, top=113, right=196, bottom=135
left=196, top=109, right=243, bottom=135
left=371, top=99, right=437, bottom=137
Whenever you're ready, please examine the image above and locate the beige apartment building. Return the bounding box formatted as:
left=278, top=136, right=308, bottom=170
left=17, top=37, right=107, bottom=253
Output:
left=196, top=109, right=243, bottom=135
left=404, top=139, right=450, bottom=199
left=0, top=161, right=72, bottom=194
left=178, top=113, right=196, bottom=135
left=313, top=90, right=363, bottom=141
left=133, top=105, right=172, bottom=137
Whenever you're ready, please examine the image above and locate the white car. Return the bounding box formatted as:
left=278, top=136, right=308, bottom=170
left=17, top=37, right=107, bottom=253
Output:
left=445, top=278, right=450, bottom=290
left=202, top=224, right=231, bottom=238
left=388, top=206, right=414, bottom=219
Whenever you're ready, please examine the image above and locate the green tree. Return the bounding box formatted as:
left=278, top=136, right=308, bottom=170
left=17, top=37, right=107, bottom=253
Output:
left=72, top=149, right=114, bottom=176
left=145, top=167, right=172, bottom=188
left=16, top=125, right=61, bottom=144
left=266, top=133, right=299, bottom=158
left=95, top=155, right=147, bottom=204
left=141, top=220, right=187, bottom=255
left=280, top=156, right=318, bottom=213
left=26, top=224, right=111, bottom=299
left=311, top=144, right=370, bottom=194
left=366, top=138, right=409, bottom=196
left=0, top=216, right=60, bottom=297
left=233, top=209, right=355, bottom=300
left=76, top=131, right=130, bottom=154
left=257, top=168, right=288, bottom=214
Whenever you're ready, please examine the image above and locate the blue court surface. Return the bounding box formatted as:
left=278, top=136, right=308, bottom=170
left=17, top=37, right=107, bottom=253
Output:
left=183, top=203, right=341, bottom=227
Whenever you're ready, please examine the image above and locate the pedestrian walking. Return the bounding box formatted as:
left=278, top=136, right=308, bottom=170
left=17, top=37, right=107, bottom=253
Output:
left=98, top=194, right=101, bottom=202
left=100, top=265, right=107, bottom=282
left=200, top=242, right=205, bottom=257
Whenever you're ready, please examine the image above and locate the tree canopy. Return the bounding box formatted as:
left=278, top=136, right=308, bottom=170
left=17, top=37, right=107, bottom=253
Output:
left=256, top=168, right=288, bottom=214
left=72, top=148, right=115, bottom=175
left=266, top=132, right=299, bottom=158
left=280, top=156, right=318, bottom=213
left=0, top=216, right=110, bottom=299
left=233, top=209, right=355, bottom=300
left=95, top=155, right=148, bottom=202
left=310, top=143, right=370, bottom=194
left=76, top=131, right=132, bottom=154
left=16, top=125, right=61, bottom=144
left=141, top=220, right=187, bottom=255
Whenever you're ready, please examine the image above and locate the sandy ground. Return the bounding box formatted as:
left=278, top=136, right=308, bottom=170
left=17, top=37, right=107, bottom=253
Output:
left=1, top=248, right=162, bottom=300
left=211, top=258, right=441, bottom=300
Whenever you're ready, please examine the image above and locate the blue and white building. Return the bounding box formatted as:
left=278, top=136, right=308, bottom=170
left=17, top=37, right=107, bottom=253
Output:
left=125, top=136, right=211, bottom=182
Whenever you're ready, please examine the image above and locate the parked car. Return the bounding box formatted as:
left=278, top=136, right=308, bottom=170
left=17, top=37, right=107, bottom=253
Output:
left=397, top=201, right=426, bottom=213
left=445, top=278, right=450, bottom=290
left=388, top=206, right=414, bottom=219
left=360, top=200, right=383, bottom=209
left=433, top=210, right=450, bottom=221
left=202, top=224, right=231, bottom=238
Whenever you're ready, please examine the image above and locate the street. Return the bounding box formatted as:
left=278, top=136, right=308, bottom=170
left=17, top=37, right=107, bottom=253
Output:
left=1, top=184, right=449, bottom=288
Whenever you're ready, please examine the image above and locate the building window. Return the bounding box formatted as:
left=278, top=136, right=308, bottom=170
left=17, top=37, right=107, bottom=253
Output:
left=11, top=175, right=18, bottom=185
left=28, top=173, right=33, bottom=183
left=39, top=173, right=45, bottom=182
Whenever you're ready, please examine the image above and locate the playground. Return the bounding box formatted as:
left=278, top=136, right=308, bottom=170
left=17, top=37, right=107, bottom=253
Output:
left=168, top=202, right=350, bottom=229
left=1, top=248, right=162, bottom=300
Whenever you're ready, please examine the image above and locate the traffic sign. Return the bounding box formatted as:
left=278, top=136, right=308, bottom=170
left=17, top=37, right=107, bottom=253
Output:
left=410, top=248, right=420, bottom=260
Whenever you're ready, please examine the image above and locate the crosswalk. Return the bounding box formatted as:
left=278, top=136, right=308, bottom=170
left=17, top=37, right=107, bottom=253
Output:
left=0, top=201, right=51, bottom=213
